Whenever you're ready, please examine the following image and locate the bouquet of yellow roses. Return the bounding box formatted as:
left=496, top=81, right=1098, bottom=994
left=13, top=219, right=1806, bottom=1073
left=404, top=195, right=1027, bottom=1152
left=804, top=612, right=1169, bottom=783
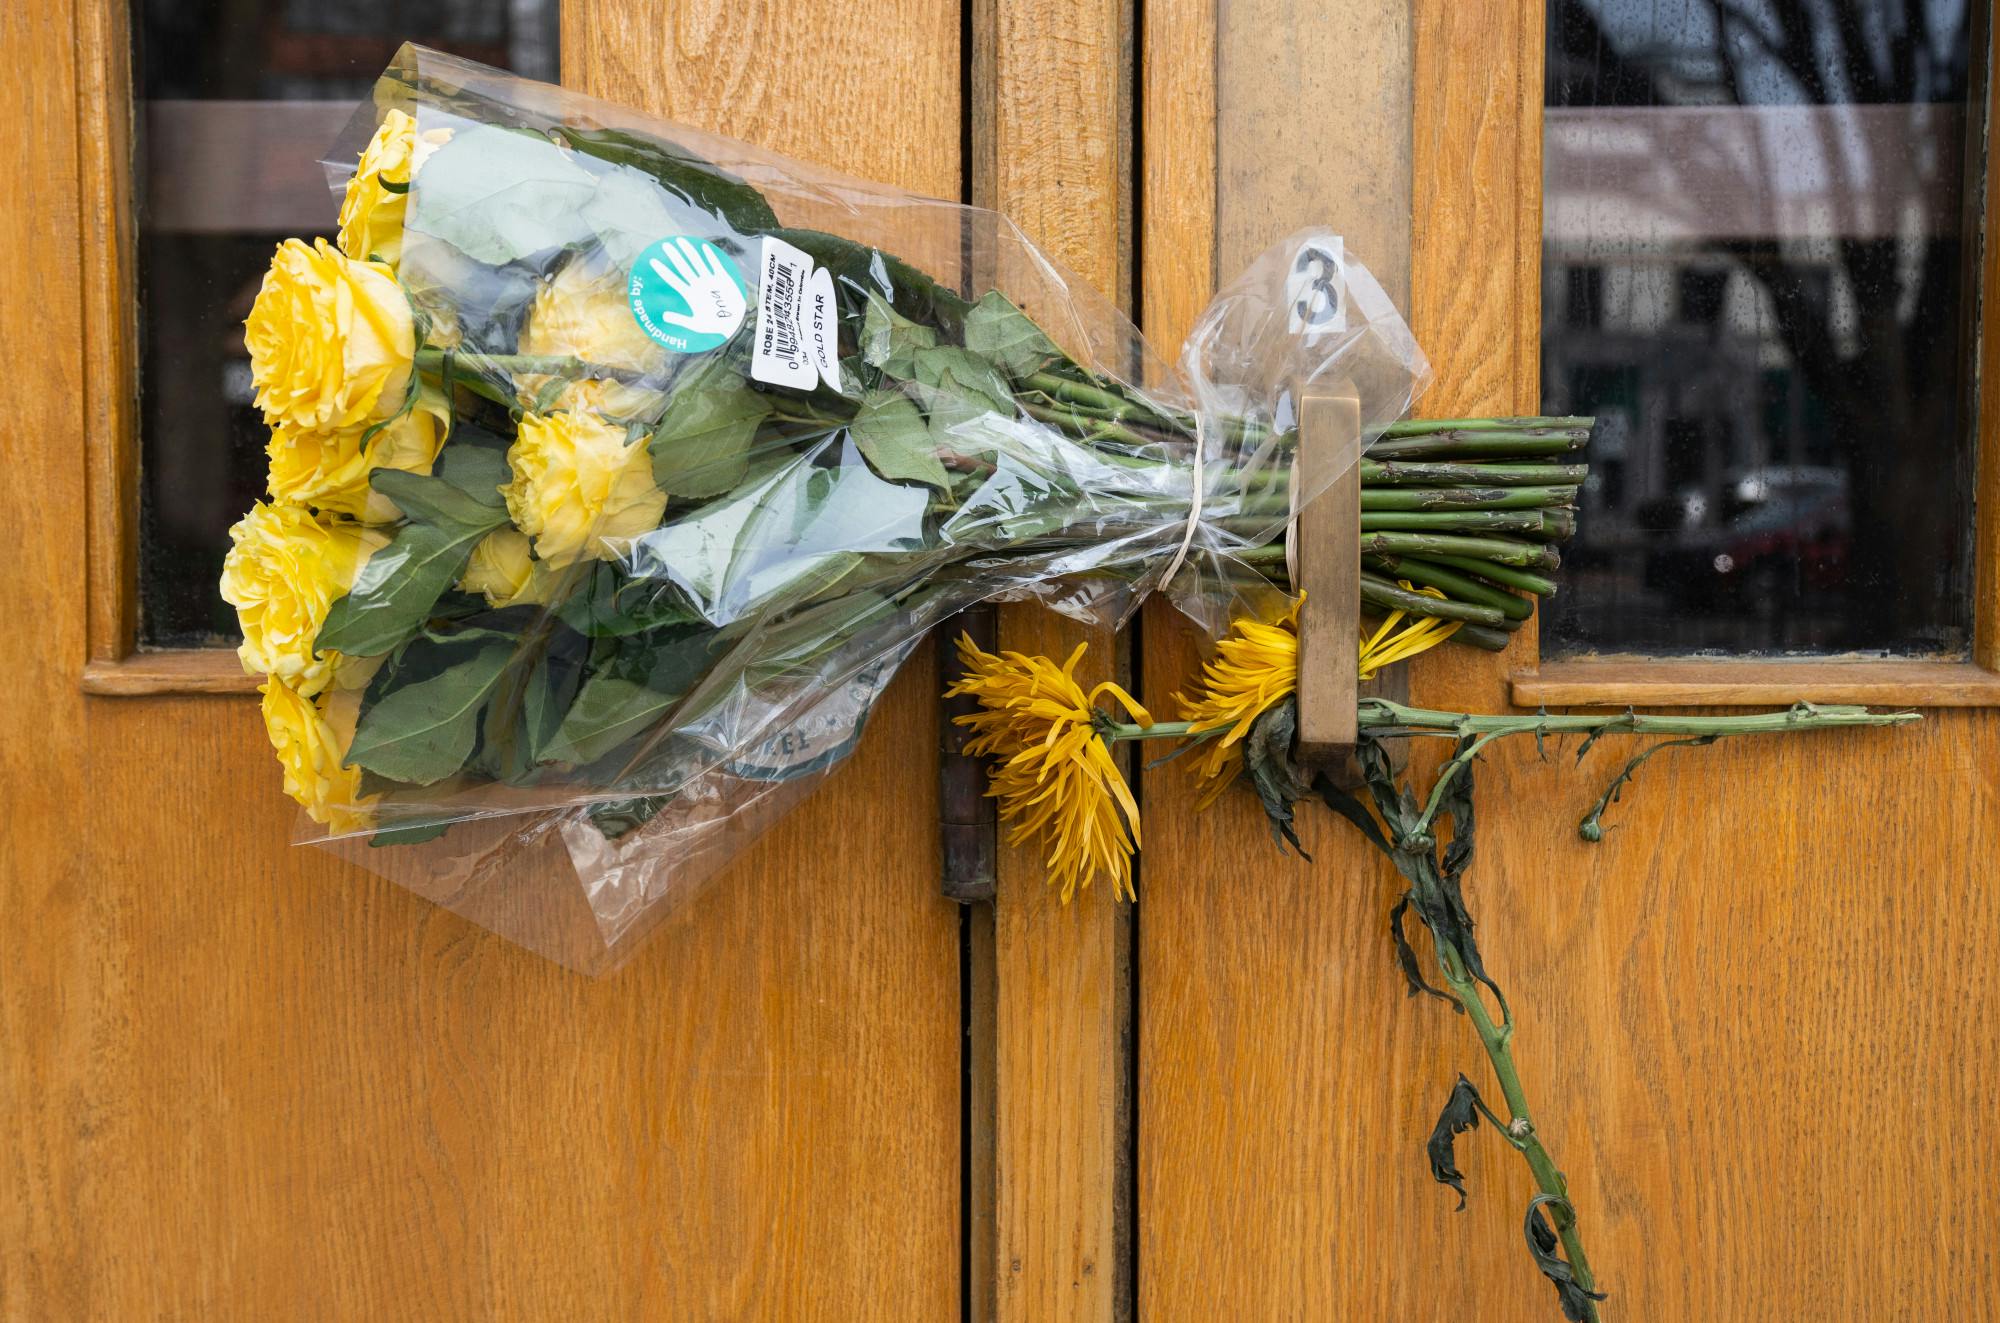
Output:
left=221, top=45, right=1595, bottom=968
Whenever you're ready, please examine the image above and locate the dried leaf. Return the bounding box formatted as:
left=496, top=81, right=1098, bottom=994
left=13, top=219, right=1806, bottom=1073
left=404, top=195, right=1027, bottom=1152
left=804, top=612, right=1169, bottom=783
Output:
left=1525, top=1195, right=1608, bottom=1322
left=1391, top=897, right=1456, bottom=1009
left=1242, top=698, right=1313, bottom=856
left=1427, top=1074, right=1484, bottom=1209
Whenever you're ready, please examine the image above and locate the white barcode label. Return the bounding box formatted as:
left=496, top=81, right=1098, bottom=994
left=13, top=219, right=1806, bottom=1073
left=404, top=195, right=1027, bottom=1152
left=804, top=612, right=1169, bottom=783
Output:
left=751, top=236, right=818, bottom=391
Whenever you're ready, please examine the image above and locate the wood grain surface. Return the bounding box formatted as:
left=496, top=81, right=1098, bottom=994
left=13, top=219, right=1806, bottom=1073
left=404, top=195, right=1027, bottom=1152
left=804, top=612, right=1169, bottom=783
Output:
left=4, top=2, right=963, bottom=1317
left=1514, top=658, right=2000, bottom=709
left=973, top=0, right=1136, bottom=1315
left=1139, top=0, right=2000, bottom=1319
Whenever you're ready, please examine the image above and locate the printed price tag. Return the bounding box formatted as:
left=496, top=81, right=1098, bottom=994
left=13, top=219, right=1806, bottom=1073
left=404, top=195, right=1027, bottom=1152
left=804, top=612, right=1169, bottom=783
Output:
left=751, top=236, right=819, bottom=390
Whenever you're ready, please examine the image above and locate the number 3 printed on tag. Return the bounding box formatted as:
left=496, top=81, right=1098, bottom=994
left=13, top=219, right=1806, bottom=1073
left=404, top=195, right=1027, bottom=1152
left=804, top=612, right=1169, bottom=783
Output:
left=1286, top=238, right=1347, bottom=337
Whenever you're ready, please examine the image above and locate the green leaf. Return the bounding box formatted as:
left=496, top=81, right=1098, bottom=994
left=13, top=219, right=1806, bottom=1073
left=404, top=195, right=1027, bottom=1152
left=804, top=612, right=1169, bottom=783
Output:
left=523, top=649, right=584, bottom=763
left=912, top=345, right=1015, bottom=412
left=555, top=563, right=700, bottom=637
left=409, top=125, right=602, bottom=266
left=649, top=368, right=774, bottom=498
left=963, top=290, right=1063, bottom=377
left=850, top=389, right=951, bottom=492
left=345, top=642, right=513, bottom=786
left=540, top=632, right=717, bottom=767
left=319, top=445, right=513, bottom=657
left=860, top=295, right=938, bottom=375
left=316, top=517, right=502, bottom=657
left=563, top=126, right=782, bottom=234
left=435, top=441, right=512, bottom=503
left=897, top=345, right=1016, bottom=449
left=369, top=465, right=502, bottom=529
left=367, top=819, right=450, bottom=847
left=625, top=452, right=927, bottom=624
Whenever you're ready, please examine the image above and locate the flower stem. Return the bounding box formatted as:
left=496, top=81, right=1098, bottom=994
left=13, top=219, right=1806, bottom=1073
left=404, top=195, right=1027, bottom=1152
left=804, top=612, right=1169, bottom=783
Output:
left=414, top=346, right=648, bottom=386
left=1433, top=935, right=1600, bottom=1319
left=1358, top=698, right=1920, bottom=739
left=1099, top=718, right=1200, bottom=742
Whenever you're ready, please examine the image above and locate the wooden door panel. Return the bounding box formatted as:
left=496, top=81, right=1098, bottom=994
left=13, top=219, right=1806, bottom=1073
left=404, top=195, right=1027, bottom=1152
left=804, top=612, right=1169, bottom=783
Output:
left=1137, top=1, right=2000, bottom=1319
left=4, top=2, right=962, bottom=1318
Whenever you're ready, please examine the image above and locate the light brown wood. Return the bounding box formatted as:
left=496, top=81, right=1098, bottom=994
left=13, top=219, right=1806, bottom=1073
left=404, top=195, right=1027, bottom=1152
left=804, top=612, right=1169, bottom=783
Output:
left=82, top=649, right=261, bottom=695
left=974, top=0, right=1134, bottom=1314
left=1295, top=389, right=1362, bottom=760
left=77, top=0, right=136, bottom=662
left=1513, top=659, right=2000, bottom=709
left=7, top=3, right=964, bottom=1317
left=1142, top=0, right=2000, bottom=1318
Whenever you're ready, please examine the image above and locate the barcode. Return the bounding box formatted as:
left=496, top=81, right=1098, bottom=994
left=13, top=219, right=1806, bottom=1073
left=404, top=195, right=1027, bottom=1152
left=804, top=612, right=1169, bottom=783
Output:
left=751, top=235, right=820, bottom=391
left=765, top=262, right=801, bottom=361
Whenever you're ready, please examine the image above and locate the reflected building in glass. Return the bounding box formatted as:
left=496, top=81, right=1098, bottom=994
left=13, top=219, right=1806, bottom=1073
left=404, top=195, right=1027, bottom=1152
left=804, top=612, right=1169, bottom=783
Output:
left=1542, top=0, right=1977, bottom=656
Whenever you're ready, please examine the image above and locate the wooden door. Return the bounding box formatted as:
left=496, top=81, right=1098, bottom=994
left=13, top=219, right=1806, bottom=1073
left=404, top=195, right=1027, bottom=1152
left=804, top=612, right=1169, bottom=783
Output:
left=1136, top=2, right=2000, bottom=1321
left=12, top=1, right=2000, bottom=1320
left=4, top=3, right=961, bottom=1317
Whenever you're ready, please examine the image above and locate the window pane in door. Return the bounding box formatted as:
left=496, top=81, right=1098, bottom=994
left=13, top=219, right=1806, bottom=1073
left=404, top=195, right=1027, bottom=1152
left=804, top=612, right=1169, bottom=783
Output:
left=1541, top=0, right=1979, bottom=656
left=134, top=2, right=560, bottom=647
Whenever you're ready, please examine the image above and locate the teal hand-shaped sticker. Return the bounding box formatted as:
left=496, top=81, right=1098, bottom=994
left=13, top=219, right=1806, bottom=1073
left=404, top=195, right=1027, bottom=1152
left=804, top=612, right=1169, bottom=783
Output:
left=629, top=236, right=748, bottom=353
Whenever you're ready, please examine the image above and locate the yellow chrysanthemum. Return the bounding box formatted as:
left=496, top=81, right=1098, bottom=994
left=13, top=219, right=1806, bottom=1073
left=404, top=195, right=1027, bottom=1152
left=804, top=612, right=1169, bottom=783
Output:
left=1176, top=590, right=1461, bottom=806
left=1174, top=598, right=1306, bottom=806
left=947, top=634, right=1152, bottom=902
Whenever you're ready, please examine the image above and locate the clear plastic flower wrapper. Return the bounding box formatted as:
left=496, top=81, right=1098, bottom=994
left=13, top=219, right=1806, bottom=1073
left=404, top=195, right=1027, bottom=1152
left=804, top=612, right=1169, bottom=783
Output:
left=225, top=43, right=1427, bottom=972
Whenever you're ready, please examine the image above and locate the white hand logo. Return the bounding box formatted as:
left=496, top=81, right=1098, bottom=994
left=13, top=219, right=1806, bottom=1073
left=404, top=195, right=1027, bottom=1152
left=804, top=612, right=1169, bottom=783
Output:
left=646, top=238, right=746, bottom=337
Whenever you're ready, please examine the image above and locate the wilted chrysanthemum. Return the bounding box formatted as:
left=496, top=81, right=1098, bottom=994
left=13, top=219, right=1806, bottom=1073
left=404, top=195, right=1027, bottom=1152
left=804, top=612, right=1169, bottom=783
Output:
left=947, top=634, right=1151, bottom=902
left=1176, top=590, right=1460, bottom=806
left=1174, top=597, right=1305, bottom=806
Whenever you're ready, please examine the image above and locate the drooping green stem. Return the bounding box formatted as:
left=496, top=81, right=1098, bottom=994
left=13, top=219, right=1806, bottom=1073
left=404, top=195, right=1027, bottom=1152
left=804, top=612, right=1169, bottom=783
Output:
left=1374, top=700, right=1918, bottom=844
left=1432, top=933, right=1600, bottom=1320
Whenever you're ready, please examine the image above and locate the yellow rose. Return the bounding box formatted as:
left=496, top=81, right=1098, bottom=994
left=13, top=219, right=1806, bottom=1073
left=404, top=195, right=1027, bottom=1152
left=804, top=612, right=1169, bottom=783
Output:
left=518, top=259, right=669, bottom=420
left=260, top=678, right=375, bottom=833
left=458, top=527, right=553, bottom=608
left=221, top=502, right=388, bottom=695
left=540, top=376, right=668, bottom=423
left=503, top=411, right=667, bottom=567
left=266, top=398, right=448, bottom=523
left=245, top=238, right=415, bottom=433
left=336, top=109, right=451, bottom=267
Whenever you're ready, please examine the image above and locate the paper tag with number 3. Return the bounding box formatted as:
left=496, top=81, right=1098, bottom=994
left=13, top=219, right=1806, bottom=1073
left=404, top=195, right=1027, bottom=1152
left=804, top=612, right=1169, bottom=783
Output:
left=1285, top=237, right=1348, bottom=338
